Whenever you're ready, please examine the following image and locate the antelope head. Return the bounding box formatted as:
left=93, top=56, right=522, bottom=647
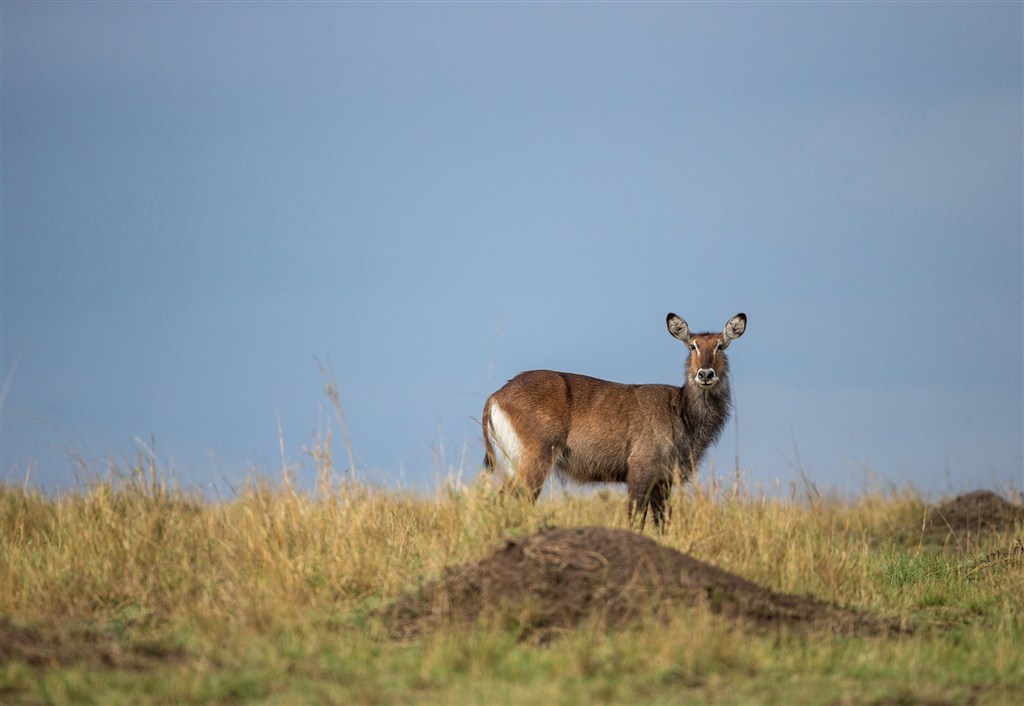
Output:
left=666, top=313, right=746, bottom=390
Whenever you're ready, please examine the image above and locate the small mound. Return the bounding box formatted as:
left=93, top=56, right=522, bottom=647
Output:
left=385, top=527, right=900, bottom=641
left=923, top=490, right=1024, bottom=544
left=962, top=538, right=1024, bottom=577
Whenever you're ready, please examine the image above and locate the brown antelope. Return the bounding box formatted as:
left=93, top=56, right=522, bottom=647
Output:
left=482, top=313, right=746, bottom=528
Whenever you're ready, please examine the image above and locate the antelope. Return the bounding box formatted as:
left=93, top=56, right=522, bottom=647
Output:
left=482, top=313, right=746, bottom=529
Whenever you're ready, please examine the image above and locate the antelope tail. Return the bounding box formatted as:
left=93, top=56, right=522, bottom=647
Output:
left=481, top=398, right=497, bottom=471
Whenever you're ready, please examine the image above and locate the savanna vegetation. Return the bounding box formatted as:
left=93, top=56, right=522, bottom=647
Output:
left=1, top=451, right=1022, bottom=705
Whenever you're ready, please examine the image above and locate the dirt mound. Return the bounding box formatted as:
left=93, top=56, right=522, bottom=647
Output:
left=961, top=538, right=1024, bottom=577
left=385, top=527, right=900, bottom=642
left=922, top=491, right=1024, bottom=544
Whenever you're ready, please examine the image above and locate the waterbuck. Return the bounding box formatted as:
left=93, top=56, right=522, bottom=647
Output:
left=482, top=313, right=746, bottom=528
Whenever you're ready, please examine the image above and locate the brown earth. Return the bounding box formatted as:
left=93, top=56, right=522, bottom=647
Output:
left=0, top=615, right=185, bottom=670
left=920, top=490, right=1024, bottom=545
left=385, top=526, right=904, bottom=642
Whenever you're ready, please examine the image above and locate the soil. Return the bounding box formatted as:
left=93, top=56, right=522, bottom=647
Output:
left=0, top=616, right=185, bottom=670
left=385, top=526, right=903, bottom=642
left=921, top=490, right=1024, bottom=545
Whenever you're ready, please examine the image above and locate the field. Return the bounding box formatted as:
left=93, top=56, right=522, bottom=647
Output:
left=1, top=459, right=1022, bottom=706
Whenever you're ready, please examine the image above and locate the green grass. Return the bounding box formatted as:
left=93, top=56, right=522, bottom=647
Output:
left=1, top=462, right=1021, bottom=705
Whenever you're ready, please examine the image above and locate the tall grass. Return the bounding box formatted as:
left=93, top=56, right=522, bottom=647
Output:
left=1, top=456, right=1021, bottom=705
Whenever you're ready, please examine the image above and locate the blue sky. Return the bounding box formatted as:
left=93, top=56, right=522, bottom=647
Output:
left=2, top=2, right=1021, bottom=497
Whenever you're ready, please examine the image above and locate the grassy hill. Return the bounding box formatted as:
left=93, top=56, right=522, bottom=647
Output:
left=2, top=462, right=1021, bottom=705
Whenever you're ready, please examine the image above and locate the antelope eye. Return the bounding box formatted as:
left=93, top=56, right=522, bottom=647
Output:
left=689, top=343, right=697, bottom=351
left=716, top=343, right=724, bottom=351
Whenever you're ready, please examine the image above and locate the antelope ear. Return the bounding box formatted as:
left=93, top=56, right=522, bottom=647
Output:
left=666, top=314, right=691, bottom=343
left=721, top=313, right=747, bottom=347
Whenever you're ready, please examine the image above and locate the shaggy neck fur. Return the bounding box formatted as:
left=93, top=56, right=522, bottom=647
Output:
left=677, top=376, right=732, bottom=466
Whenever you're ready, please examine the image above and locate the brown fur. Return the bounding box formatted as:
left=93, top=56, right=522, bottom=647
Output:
left=483, top=313, right=746, bottom=529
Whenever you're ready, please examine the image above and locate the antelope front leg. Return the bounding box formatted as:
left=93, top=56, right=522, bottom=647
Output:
left=627, top=471, right=671, bottom=532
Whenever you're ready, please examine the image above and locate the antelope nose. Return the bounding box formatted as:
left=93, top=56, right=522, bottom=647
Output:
left=697, top=368, right=716, bottom=383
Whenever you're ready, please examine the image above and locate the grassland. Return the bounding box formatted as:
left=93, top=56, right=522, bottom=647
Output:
left=1, top=459, right=1022, bottom=706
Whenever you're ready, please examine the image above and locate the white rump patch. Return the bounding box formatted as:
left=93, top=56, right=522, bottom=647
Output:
left=488, top=401, right=522, bottom=476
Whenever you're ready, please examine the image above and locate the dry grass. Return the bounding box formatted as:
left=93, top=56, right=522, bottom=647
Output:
left=1, top=458, right=1022, bottom=705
